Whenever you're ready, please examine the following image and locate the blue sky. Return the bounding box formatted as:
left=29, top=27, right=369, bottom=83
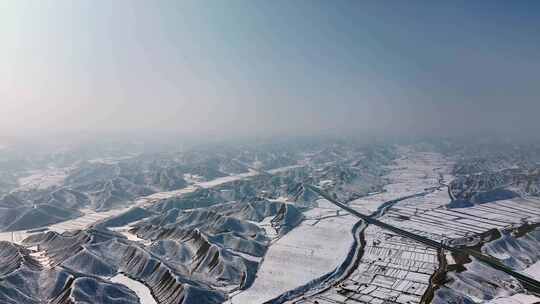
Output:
left=1, top=1, right=539, bottom=140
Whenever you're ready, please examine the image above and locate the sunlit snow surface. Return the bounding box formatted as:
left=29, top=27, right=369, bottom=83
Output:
left=487, top=294, right=540, bottom=304
left=524, top=261, right=540, bottom=280
left=229, top=199, right=358, bottom=303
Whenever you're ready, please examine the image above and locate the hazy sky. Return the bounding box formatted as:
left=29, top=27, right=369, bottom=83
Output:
left=2, top=1, right=540, bottom=141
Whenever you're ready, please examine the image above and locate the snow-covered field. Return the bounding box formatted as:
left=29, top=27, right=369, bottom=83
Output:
left=87, top=155, right=136, bottom=164
left=134, top=186, right=198, bottom=206
left=0, top=230, right=27, bottom=243
left=229, top=199, right=359, bottom=304
left=109, top=225, right=152, bottom=245
left=51, top=208, right=132, bottom=232
left=373, top=148, right=540, bottom=243
left=0, top=207, right=133, bottom=243
left=267, top=165, right=304, bottom=174
left=349, top=149, right=452, bottom=215
left=487, top=294, right=540, bottom=304
left=30, top=250, right=53, bottom=269
left=111, top=274, right=157, bottom=304
left=523, top=261, right=540, bottom=281
left=439, top=256, right=540, bottom=304
left=385, top=194, right=540, bottom=241
left=296, top=224, right=439, bottom=304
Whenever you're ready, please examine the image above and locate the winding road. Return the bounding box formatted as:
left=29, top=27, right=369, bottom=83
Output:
left=305, top=184, right=540, bottom=295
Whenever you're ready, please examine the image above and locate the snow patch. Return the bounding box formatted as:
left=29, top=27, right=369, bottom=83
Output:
left=110, top=274, right=157, bottom=304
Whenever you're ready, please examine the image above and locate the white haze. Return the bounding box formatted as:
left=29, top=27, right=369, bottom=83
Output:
left=1, top=1, right=539, bottom=143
